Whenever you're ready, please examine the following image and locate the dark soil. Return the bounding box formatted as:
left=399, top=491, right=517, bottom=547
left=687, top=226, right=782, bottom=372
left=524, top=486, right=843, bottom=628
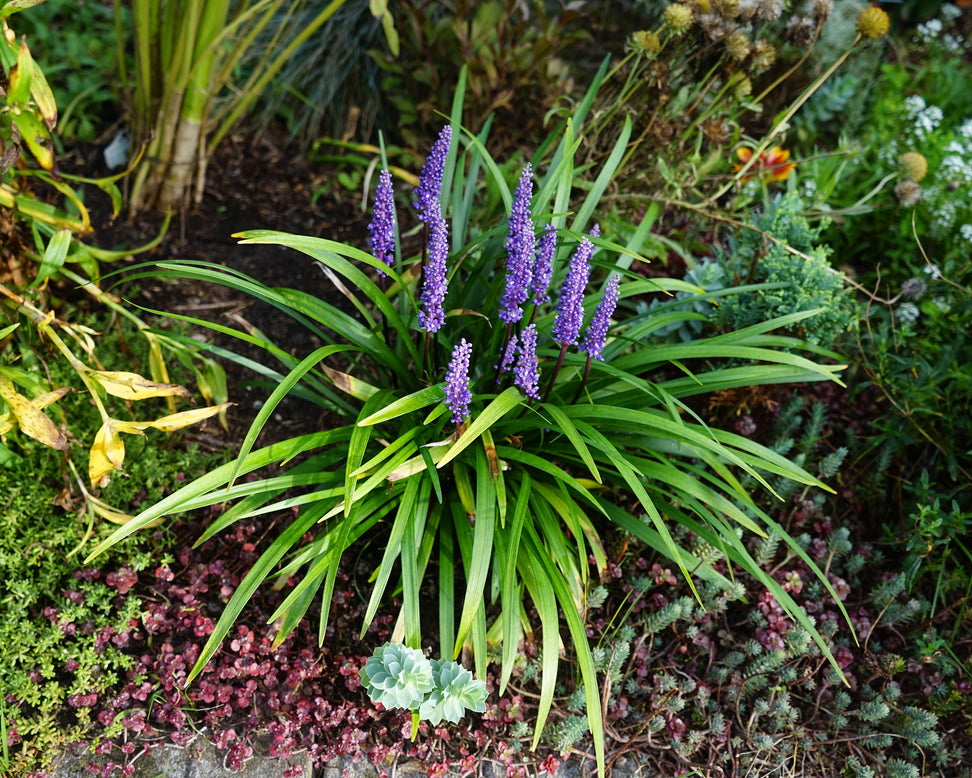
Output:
left=77, top=130, right=375, bottom=445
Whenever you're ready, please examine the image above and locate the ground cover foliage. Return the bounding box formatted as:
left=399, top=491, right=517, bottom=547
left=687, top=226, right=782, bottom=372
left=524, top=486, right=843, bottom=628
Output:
left=0, top=1, right=971, bottom=777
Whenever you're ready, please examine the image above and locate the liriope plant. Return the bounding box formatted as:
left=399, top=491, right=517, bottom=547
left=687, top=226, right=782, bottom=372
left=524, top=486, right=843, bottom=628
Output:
left=89, top=64, right=853, bottom=776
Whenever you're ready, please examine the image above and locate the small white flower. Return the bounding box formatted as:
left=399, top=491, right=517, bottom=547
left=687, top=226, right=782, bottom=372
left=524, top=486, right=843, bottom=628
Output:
left=915, top=18, right=943, bottom=43
left=923, top=263, right=943, bottom=279
left=942, top=3, right=961, bottom=21
left=942, top=34, right=965, bottom=53
left=905, top=95, right=927, bottom=117
left=960, top=224, right=972, bottom=243
left=940, top=154, right=972, bottom=183
left=897, top=302, right=920, bottom=323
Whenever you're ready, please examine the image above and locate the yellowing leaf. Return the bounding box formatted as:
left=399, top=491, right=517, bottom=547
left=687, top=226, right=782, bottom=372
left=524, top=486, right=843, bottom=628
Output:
left=91, top=371, right=192, bottom=401
left=87, top=404, right=232, bottom=487
left=89, top=420, right=135, bottom=488
left=83, top=493, right=146, bottom=526
left=321, top=365, right=378, bottom=401
left=33, top=387, right=71, bottom=408
left=144, top=403, right=233, bottom=432
left=0, top=376, right=68, bottom=450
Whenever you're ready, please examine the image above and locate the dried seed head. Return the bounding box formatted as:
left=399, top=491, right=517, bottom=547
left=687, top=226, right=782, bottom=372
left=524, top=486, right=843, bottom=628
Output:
left=713, top=0, right=740, bottom=18
left=894, top=179, right=922, bottom=207
left=750, top=39, right=777, bottom=71
left=703, top=117, right=732, bottom=145
left=756, top=0, right=784, bottom=21
left=725, top=29, right=751, bottom=61
left=787, top=15, right=817, bottom=46
left=856, top=6, right=890, bottom=39
left=899, top=151, right=928, bottom=182
left=900, top=277, right=926, bottom=301
left=811, top=0, right=833, bottom=23
left=700, top=12, right=730, bottom=41
left=737, top=0, right=758, bottom=22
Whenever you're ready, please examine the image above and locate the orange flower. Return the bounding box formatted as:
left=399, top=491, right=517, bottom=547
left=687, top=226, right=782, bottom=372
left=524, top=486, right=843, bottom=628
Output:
left=734, top=145, right=796, bottom=183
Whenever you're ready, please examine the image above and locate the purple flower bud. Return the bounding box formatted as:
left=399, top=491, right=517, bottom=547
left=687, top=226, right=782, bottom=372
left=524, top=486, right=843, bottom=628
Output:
left=513, top=324, right=540, bottom=400
left=496, top=334, right=519, bottom=376
left=530, top=225, right=556, bottom=306
left=551, top=237, right=593, bottom=346
left=414, top=126, right=452, bottom=223
left=499, top=164, right=535, bottom=323
left=418, top=199, right=449, bottom=333
left=580, top=273, right=621, bottom=361
left=443, top=338, right=473, bottom=423
left=368, top=168, right=396, bottom=271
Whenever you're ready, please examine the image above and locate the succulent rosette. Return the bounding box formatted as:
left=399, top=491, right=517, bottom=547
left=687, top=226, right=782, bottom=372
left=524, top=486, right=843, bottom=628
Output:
left=418, top=658, right=488, bottom=725
left=359, top=643, right=434, bottom=711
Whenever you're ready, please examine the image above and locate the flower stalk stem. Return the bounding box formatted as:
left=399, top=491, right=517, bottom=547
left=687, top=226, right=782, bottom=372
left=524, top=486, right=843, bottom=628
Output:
left=571, top=354, right=594, bottom=405
left=542, top=342, right=569, bottom=403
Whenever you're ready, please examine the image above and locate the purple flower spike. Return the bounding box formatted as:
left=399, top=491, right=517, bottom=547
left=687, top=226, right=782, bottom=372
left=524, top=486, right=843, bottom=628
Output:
left=530, top=225, right=556, bottom=305
left=496, top=334, right=519, bottom=376
left=368, top=168, right=396, bottom=271
left=444, top=339, right=473, bottom=423
left=514, top=324, right=540, bottom=400
left=418, top=200, right=449, bottom=333
left=499, top=164, right=535, bottom=323
left=414, top=125, right=453, bottom=223
left=580, top=273, right=621, bottom=360
left=551, top=237, right=593, bottom=345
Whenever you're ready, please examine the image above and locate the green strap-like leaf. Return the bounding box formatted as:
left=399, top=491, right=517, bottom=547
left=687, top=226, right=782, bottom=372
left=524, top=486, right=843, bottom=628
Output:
left=436, top=387, right=522, bottom=469
left=498, top=473, right=531, bottom=694
left=453, top=447, right=497, bottom=656
left=539, top=402, right=601, bottom=483
left=346, top=392, right=392, bottom=516
left=401, top=478, right=428, bottom=649
left=570, top=114, right=631, bottom=235
left=517, top=544, right=560, bottom=749
left=360, top=476, right=420, bottom=637
left=233, top=232, right=420, bottom=365
left=231, top=344, right=349, bottom=489
left=523, top=528, right=605, bottom=776
left=438, top=506, right=456, bottom=659
left=358, top=384, right=445, bottom=427
left=85, top=429, right=351, bottom=559
left=186, top=504, right=327, bottom=683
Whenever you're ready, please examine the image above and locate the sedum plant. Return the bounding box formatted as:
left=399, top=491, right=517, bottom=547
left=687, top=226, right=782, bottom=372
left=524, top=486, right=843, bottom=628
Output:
left=90, top=68, right=853, bottom=775
left=359, top=642, right=487, bottom=738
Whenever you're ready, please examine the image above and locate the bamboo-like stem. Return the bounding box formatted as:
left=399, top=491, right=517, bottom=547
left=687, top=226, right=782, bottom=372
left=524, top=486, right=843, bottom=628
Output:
left=157, top=0, right=231, bottom=210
